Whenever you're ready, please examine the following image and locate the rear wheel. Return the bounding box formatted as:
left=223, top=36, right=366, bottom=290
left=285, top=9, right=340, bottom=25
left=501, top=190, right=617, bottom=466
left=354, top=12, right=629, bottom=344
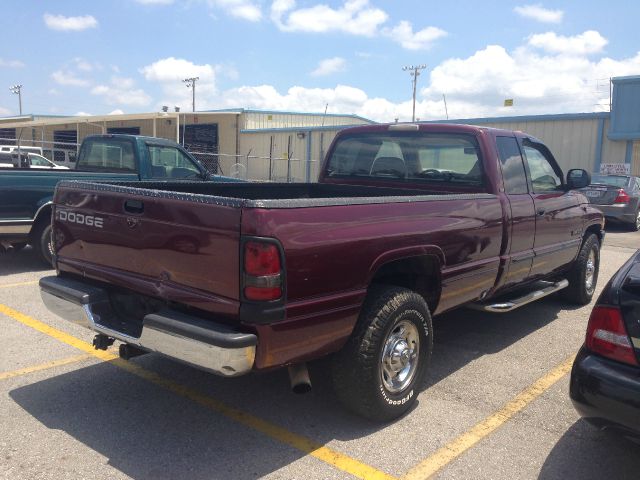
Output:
left=629, top=209, right=640, bottom=232
left=563, top=233, right=599, bottom=305
left=331, top=286, right=432, bottom=422
left=32, top=221, right=54, bottom=267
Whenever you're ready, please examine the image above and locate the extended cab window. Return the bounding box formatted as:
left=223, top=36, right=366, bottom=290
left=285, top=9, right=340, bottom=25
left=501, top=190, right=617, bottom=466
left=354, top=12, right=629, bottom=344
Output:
left=326, top=132, right=483, bottom=187
left=496, top=136, right=528, bottom=194
left=77, top=138, right=136, bottom=172
left=147, top=145, right=201, bottom=179
left=522, top=145, right=562, bottom=192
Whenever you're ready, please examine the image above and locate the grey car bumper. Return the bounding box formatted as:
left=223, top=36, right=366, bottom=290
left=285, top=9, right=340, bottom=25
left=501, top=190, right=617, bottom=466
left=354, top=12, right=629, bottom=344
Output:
left=594, top=203, right=638, bottom=223
left=39, top=276, right=256, bottom=377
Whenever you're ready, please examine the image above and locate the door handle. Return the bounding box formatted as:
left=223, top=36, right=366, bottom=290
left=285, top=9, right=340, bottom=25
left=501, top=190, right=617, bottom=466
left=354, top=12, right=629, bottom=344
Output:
left=536, top=208, right=546, bottom=216
left=124, top=199, right=144, bottom=214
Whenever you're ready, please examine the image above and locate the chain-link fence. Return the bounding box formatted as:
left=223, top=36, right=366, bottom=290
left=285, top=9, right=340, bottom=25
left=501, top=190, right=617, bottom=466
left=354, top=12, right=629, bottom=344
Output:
left=0, top=136, right=320, bottom=182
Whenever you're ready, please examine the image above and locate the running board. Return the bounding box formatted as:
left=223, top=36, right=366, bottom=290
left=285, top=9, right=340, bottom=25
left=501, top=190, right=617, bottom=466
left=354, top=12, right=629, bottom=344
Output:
left=469, top=279, right=569, bottom=313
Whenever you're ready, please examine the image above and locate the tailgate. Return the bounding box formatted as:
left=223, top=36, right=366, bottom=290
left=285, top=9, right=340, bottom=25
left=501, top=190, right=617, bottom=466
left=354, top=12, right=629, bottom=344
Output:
left=53, top=181, right=242, bottom=317
left=582, top=185, right=620, bottom=205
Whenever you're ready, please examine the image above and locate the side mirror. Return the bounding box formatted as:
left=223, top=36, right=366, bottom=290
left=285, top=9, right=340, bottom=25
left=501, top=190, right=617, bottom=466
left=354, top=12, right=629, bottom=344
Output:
left=566, top=169, right=591, bottom=189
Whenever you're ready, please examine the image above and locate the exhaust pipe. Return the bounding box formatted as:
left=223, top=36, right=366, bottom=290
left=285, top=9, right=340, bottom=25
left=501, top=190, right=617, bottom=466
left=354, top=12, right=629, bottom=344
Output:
left=288, top=363, right=312, bottom=394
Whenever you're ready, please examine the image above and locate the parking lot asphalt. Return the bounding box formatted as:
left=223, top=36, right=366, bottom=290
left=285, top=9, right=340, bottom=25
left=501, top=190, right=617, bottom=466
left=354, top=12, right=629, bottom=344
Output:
left=1, top=227, right=639, bottom=480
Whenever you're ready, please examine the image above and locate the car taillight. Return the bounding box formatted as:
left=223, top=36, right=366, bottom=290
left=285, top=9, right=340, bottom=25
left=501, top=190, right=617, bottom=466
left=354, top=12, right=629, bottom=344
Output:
left=243, top=240, right=282, bottom=301
left=585, top=306, right=638, bottom=366
left=614, top=189, right=630, bottom=204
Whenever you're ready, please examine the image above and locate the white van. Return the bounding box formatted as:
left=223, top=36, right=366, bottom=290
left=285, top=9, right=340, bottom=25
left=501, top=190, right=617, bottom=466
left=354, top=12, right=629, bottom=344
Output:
left=0, top=145, right=44, bottom=155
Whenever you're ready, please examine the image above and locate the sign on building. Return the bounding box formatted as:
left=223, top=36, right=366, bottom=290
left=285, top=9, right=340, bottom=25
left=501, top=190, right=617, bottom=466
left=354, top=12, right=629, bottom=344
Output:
left=600, top=163, right=631, bottom=175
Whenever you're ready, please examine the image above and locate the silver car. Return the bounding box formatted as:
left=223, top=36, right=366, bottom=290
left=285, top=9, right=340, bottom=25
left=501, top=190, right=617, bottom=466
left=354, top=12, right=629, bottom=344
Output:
left=581, top=174, right=640, bottom=231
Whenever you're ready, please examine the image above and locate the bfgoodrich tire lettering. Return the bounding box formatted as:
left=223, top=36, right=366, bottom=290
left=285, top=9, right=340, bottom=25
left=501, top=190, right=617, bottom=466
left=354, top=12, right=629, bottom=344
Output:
left=563, top=233, right=600, bottom=305
left=331, top=286, right=433, bottom=422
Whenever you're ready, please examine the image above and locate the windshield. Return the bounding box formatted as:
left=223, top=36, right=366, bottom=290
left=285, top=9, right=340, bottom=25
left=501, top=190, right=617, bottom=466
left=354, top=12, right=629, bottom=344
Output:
left=326, top=132, right=483, bottom=187
left=591, top=174, right=629, bottom=188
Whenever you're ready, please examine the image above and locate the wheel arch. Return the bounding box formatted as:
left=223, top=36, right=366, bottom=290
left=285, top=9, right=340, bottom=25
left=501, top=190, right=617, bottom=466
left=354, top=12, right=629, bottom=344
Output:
left=368, top=248, right=443, bottom=312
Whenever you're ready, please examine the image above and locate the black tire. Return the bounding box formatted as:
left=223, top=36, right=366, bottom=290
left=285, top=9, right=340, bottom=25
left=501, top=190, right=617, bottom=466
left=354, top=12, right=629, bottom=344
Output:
left=563, top=233, right=600, bottom=305
left=32, top=221, right=54, bottom=267
left=331, top=286, right=433, bottom=422
left=628, top=210, right=640, bottom=232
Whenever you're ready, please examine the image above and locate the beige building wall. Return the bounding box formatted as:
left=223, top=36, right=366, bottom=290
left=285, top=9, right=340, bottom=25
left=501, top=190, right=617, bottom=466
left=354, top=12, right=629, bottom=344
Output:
left=464, top=118, right=600, bottom=172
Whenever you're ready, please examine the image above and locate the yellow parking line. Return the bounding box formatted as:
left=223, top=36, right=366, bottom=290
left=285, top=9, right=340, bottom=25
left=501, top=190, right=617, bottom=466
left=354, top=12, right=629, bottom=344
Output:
left=0, top=303, right=396, bottom=480
left=0, top=354, right=92, bottom=381
left=0, top=281, right=39, bottom=289
left=402, top=355, right=575, bottom=480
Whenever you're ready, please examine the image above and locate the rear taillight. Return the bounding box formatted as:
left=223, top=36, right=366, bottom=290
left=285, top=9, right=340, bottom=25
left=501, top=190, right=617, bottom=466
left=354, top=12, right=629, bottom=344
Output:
left=614, top=189, right=630, bottom=204
left=585, top=306, right=638, bottom=366
left=243, top=241, right=283, bottom=301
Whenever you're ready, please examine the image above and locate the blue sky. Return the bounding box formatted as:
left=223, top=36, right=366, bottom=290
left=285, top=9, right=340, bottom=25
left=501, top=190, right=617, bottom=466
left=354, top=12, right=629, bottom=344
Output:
left=1, top=0, right=638, bottom=121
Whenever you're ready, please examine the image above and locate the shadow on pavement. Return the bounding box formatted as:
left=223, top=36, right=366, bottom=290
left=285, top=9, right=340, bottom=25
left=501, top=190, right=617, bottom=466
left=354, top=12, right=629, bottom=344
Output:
left=539, top=420, right=640, bottom=479
left=424, top=294, right=577, bottom=390
left=9, top=358, right=379, bottom=480
left=0, top=247, right=52, bottom=275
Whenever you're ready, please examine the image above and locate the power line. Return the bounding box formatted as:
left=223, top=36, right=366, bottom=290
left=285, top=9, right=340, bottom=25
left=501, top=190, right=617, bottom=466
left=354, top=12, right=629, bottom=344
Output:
left=402, top=64, right=427, bottom=122
left=182, top=77, right=199, bottom=112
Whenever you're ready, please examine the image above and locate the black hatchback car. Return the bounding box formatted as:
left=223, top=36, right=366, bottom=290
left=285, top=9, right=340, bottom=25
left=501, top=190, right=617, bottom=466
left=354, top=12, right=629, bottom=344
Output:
left=570, top=249, right=640, bottom=438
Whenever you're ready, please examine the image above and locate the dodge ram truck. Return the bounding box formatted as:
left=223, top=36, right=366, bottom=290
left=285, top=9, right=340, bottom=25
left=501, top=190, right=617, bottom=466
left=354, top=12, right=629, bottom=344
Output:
left=0, top=134, right=233, bottom=264
left=39, top=123, right=604, bottom=421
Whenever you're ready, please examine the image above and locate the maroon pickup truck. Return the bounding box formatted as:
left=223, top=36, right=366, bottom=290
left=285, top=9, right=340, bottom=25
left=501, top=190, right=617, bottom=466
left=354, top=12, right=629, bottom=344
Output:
left=40, top=123, right=604, bottom=421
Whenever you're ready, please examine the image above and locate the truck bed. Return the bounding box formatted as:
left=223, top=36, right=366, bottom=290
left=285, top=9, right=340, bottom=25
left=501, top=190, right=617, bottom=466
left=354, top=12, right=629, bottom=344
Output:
left=53, top=178, right=499, bottom=313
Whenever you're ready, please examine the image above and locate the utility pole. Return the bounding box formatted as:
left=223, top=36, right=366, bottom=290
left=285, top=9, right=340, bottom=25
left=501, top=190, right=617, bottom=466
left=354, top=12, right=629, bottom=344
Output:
left=9, top=84, right=23, bottom=115
left=402, top=65, right=426, bottom=122
left=182, top=77, right=199, bottom=112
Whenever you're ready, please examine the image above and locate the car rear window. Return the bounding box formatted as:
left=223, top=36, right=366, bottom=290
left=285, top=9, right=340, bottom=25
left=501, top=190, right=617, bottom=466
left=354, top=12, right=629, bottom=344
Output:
left=77, top=138, right=137, bottom=172
left=591, top=174, right=629, bottom=188
left=326, top=132, right=483, bottom=187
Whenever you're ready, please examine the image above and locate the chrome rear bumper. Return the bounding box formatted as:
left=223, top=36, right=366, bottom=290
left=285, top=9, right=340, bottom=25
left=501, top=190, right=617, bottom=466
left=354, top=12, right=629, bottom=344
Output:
left=39, top=276, right=256, bottom=377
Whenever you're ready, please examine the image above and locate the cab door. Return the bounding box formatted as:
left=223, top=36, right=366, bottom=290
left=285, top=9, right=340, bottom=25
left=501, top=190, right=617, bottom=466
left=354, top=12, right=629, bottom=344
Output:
left=521, top=140, right=582, bottom=277
left=496, top=136, right=536, bottom=287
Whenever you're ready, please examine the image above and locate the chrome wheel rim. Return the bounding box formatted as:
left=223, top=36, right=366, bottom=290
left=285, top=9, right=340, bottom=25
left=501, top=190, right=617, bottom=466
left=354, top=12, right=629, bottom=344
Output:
left=381, top=320, right=420, bottom=393
left=636, top=210, right=640, bottom=230
left=585, top=249, right=596, bottom=292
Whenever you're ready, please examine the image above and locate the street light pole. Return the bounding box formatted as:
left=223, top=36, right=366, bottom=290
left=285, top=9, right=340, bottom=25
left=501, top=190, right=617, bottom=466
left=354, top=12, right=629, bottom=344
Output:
left=9, top=84, right=23, bottom=115
left=182, top=77, right=199, bottom=112
left=402, top=65, right=426, bottom=122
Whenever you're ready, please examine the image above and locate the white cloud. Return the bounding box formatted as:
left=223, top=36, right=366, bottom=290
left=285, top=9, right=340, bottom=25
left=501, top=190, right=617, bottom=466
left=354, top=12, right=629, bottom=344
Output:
left=208, top=0, right=262, bottom=21
left=141, top=57, right=219, bottom=111
left=527, top=30, right=608, bottom=55
left=311, top=57, right=347, bottom=76
left=108, top=109, right=125, bottom=115
left=73, top=58, right=94, bottom=72
left=384, top=21, right=447, bottom=50
left=141, top=57, right=216, bottom=83
left=51, top=70, right=90, bottom=87
left=74, top=111, right=92, bottom=116
left=0, top=106, right=11, bottom=116
left=272, top=0, right=388, bottom=36
left=43, top=13, right=98, bottom=31
left=514, top=4, right=563, bottom=23
left=207, top=30, right=640, bottom=122
left=0, top=58, right=25, bottom=68
left=91, top=77, right=152, bottom=107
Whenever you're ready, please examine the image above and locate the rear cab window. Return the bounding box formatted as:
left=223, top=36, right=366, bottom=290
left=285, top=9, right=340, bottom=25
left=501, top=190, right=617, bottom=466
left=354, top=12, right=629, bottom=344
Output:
left=496, top=136, right=528, bottom=194
left=77, top=138, right=137, bottom=172
left=325, top=132, right=484, bottom=189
